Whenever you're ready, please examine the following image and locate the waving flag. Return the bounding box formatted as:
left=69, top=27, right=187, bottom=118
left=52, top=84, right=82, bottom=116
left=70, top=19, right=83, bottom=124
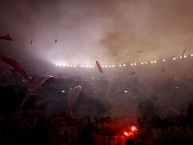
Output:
left=0, top=33, right=13, bottom=41
left=29, top=75, right=54, bottom=94
left=96, top=61, right=103, bottom=73
left=0, top=54, right=30, bottom=79
left=182, top=49, right=186, bottom=59
left=0, top=67, right=10, bottom=72
left=67, top=85, right=82, bottom=117
left=11, top=75, right=54, bottom=121
left=35, top=97, right=50, bottom=106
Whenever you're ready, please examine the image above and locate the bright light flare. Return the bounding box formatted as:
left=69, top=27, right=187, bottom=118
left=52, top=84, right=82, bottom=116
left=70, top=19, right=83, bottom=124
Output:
left=124, top=131, right=134, bottom=137
left=130, top=125, right=138, bottom=132
left=124, top=132, right=129, bottom=136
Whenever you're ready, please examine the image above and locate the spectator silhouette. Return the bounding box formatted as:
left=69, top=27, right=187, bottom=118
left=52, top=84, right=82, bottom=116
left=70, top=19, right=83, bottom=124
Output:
left=126, top=139, right=135, bottom=145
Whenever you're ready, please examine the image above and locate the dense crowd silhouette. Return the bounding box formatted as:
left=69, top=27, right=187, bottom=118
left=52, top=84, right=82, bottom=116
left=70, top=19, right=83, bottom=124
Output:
left=0, top=71, right=193, bottom=145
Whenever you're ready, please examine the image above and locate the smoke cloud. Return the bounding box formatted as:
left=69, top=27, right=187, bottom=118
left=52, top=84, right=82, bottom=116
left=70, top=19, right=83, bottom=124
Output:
left=1, top=0, right=193, bottom=117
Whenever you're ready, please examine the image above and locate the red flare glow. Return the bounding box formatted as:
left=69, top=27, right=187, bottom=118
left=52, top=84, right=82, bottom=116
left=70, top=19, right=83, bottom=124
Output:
left=124, top=131, right=129, bottom=136
left=131, top=125, right=138, bottom=132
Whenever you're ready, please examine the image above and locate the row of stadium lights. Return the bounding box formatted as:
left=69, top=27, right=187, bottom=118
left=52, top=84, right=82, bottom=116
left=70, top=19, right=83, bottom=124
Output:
left=61, top=89, right=129, bottom=93
left=55, top=54, right=193, bottom=68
